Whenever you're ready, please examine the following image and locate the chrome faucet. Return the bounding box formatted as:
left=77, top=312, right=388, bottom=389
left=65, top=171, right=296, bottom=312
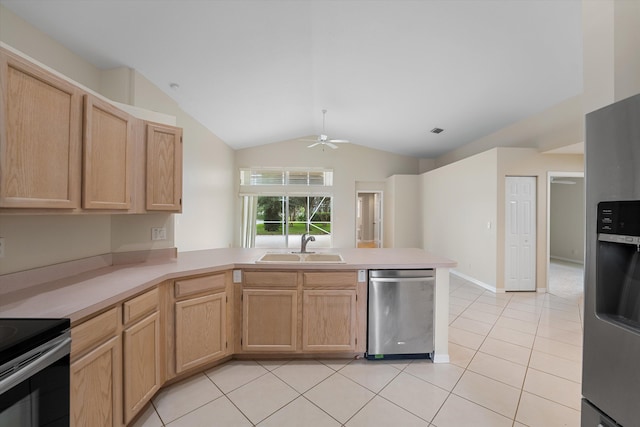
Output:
left=300, top=233, right=316, bottom=253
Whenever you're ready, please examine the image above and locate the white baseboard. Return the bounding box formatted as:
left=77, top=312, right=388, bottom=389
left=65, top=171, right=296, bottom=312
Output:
left=451, top=270, right=502, bottom=293
left=433, top=353, right=450, bottom=363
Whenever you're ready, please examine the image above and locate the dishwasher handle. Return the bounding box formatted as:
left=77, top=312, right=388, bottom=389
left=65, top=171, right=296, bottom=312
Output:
left=369, top=276, right=435, bottom=283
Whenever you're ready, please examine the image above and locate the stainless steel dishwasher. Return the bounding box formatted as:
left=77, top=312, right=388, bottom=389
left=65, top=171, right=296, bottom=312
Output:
left=367, top=269, right=435, bottom=360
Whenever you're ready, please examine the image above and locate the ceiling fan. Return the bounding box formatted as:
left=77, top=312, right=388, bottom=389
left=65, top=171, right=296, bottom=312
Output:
left=302, top=109, right=350, bottom=149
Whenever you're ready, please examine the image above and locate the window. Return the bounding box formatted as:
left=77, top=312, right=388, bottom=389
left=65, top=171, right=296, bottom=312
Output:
left=240, top=168, right=333, bottom=248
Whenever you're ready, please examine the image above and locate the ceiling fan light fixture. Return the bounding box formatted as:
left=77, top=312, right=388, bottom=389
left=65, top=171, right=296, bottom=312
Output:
left=430, top=127, right=444, bottom=134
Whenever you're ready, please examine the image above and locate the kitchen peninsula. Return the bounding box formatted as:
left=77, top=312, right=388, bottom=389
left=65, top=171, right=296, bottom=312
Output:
left=0, top=247, right=455, bottom=426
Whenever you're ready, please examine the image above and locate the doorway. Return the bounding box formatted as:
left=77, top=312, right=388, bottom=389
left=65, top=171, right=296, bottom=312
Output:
left=505, top=176, right=537, bottom=291
left=547, top=172, right=584, bottom=298
left=356, top=192, right=383, bottom=248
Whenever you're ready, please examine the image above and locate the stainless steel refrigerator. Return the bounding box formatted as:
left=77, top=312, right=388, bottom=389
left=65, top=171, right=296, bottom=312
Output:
left=582, top=93, right=640, bottom=426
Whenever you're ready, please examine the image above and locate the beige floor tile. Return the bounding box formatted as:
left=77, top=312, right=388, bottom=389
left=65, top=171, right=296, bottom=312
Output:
left=449, top=314, right=458, bottom=324
left=538, top=317, right=583, bottom=333
left=501, top=307, right=541, bottom=323
left=152, top=373, right=223, bottom=424
left=529, top=350, right=582, bottom=383
left=272, top=360, right=335, bottom=393
left=488, top=325, right=535, bottom=348
left=431, top=394, right=512, bottom=427
left=304, top=373, right=374, bottom=423
left=506, top=301, right=544, bottom=314
left=166, top=396, right=251, bottom=427
left=452, top=370, right=520, bottom=418
left=450, top=296, right=473, bottom=307
left=205, top=360, right=269, bottom=393
left=129, top=403, right=162, bottom=427
left=257, top=396, right=341, bottom=427
left=448, top=326, right=486, bottom=350
left=448, top=342, right=476, bottom=368
left=468, top=301, right=505, bottom=315
left=370, top=358, right=411, bottom=370
left=256, top=359, right=292, bottom=371
left=533, top=336, right=582, bottom=362
left=459, top=308, right=499, bottom=325
left=515, top=391, right=581, bottom=427
left=475, top=295, right=511, bottom=307
left=544, top=298, right=581, bottom=313
left=495, top=316, right=538, bottom=335
left=338, top=359, right=400, bottom=393
left=449, top=290, right=481, bottom=302
left=379, top=372, right=449, bottom=422
left=523, top=368, right=581, bottom=410
left=317, top=358, right=353, bottom=371
left=479, top=337, right=531, bottom=366
left=404, top=360, right=465, bottom=391
left=535, top=325, right=583, bottom=346
left=346, top=396, right=430, bottom=427
left=226, top=372, right=299, bottom=424
left=540, top=307, right=582, bottom=323
left=449, top=303, right=467, bottom=316
left=467, top=351, right=527, bottom=388
left=451, top=316, right=493, bottom=336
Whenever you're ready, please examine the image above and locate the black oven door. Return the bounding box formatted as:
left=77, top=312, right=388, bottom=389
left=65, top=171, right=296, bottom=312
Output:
left=0, top=335, right=70, bottom=427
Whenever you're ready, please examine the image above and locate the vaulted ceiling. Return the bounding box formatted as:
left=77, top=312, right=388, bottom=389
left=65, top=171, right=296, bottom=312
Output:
left=0, top=0, right=583, bottom=158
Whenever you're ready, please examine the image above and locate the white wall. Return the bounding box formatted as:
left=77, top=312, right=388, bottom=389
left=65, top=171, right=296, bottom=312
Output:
left=384, top=175, right=421, bottom=248
left=235, top=140, right=419, bottom=248
left=582, top=0, right=640, bottom=114
left=550, top=177, right=585, bottom=263
left=422, top=149, right=499, bottom=288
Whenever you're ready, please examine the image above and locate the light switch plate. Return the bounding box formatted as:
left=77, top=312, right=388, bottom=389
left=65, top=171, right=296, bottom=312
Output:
left=233, top=270, right=242, bottom=283
left=358, top=269, right=366, bottom=283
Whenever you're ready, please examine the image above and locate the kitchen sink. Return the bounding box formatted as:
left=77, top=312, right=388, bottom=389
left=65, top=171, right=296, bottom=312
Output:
left=256, top=252, right=345, bottom=264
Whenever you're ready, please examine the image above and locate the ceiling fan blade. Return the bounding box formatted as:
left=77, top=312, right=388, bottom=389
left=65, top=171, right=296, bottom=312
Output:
left=328, top=139, right=349, bottom=143
left=326, top=142, right=339, bottom=149
left=300, top=138, right=319, bottom=143
left=307, top=142, right=321, bottom=148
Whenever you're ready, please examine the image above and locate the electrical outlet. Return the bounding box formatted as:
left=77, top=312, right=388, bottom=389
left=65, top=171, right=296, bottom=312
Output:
left=0, top=238, right=4, bottom=258
left=151, top=227, right=167, bottom=241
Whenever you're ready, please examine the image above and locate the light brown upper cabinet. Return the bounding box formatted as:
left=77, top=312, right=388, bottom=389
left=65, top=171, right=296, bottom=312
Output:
left=83, top=94, right=133, bottom=210
left=146, top=123, right=182, bottom=212
left=0, top=47, right=82, bottom=209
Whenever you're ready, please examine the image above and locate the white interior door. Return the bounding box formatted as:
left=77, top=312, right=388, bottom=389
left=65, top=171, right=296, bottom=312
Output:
left=505, top=176, right=537, bottom=291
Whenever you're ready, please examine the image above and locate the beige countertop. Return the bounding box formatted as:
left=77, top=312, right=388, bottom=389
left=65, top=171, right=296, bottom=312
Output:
left=0, top=247, right=456, bottom=324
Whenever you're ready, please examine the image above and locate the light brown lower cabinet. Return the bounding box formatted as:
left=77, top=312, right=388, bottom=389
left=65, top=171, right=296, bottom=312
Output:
left=70, top=336, right=122, bottom=427
left=175, top=292, right=227, bottom=373
left=242, top=289, right=298, bottom=352
left=123, top=311, right=160, bottom=424
left=302, top=290, right=357, bottom=352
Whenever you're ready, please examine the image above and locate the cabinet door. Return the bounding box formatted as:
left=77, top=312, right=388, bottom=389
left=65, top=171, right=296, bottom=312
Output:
left=83, top=94, right=133, bottom=209
left=175, top=292, right=227, bottom=373
left=146, top=123, right=182, bottom=211
left=302, top=290, right=357, bottom=352
left=70, top=336, right=122, bottom=427
left=242, top=289, right=297, bottom=352
left=123, top=311, right=160, bottom=424
left=0, top=48, right=82, bottom=208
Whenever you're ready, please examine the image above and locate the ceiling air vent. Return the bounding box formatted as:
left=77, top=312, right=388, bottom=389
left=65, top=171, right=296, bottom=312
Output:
left=430, top=127, right=444, bottom=134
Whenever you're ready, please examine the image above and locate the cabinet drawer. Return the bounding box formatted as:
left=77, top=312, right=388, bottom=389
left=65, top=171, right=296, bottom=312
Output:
left=303, top=271, right=357, bottom=288
left=71, top=306, right=119, bottom=357
left=123, top=288, right=158, bottom=325
left=175, top=273, right=226, bottom=298
left=243, top=271, right=297, bottom=288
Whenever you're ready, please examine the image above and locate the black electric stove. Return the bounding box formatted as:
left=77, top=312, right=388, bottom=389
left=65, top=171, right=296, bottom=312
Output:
left=0, top=318, right=70, bottom=367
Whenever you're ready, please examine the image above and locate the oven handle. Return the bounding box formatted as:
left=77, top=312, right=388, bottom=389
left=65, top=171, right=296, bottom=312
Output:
left=0, top=334, right=71, bottom=394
